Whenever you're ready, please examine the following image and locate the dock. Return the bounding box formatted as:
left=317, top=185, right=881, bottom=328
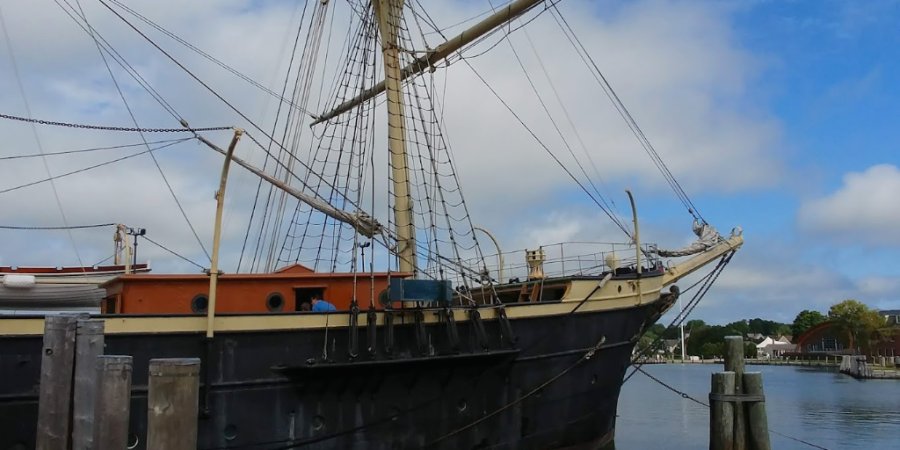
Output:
left=839, top=355, right=900, bottom=379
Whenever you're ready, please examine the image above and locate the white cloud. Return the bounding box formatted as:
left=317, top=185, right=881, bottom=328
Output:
left=797, top=164, right=900, bottom=245
left=664, top=243, right=900, bottom=325
left=0, top=0, right=780, bottom=274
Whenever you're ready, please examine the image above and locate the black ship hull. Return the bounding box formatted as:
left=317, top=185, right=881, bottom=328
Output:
left=0, top=295, right=673, bottom=449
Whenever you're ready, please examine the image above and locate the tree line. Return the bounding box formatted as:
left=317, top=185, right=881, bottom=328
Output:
left=639, top=299, right=894, bottom=359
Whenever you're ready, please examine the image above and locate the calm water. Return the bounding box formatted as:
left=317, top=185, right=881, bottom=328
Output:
left=615, top=364, right=900, bottom=450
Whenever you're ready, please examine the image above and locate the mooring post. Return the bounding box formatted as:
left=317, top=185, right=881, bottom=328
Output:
left=147, top=358, right=201, bottom=450
left=710, top=371, right=735, bottom=450
left=743, top=372, right=771, bottom=450
left=36, top=315, right=78, bottom=450
left=724, top=336, right=747, bottom=450
left=73, top=319, right=105, bottom=450
left=94, top=355, right=133, bottom=450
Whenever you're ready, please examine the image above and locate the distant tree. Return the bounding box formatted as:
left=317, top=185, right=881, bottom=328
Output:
left=725, top=320, right=750, bottom=335
left=686, top=325, right=738, bottom=356
left=662, top=328, right=678, bottom=340
left=637, top=334, right=660, bottom=354
left=791, top=310, right=827, bottom=338
left=775, top=324, right=792, bottom=337
left=828, top=300, right=887, bottom=353
left=700, top=342, right=721, bottom=359
left=747, top=318, right=788, bottom=336
left=647, top=323, right=666, bottom=337
left=744, top=342, right=757, bottom=359
left=686, top=319, right=706, bottom=332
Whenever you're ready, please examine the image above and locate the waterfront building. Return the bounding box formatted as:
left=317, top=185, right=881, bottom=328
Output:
left=756, top=336, right=796, bottom=358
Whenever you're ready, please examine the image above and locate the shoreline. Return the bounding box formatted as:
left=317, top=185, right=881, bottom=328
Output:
left=637, top=358, right=900, bottom=379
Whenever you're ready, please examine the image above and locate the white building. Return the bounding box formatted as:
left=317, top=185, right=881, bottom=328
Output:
left=756, top=336, right=796, bottom=358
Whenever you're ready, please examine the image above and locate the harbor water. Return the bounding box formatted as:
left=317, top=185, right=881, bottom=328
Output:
left=615, top=363, right=900, bottom=449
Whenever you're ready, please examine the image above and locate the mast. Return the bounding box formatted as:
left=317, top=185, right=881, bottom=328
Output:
left=313, top=0, right=546, bottom=125
left=373, top=0, right=416, bottom=274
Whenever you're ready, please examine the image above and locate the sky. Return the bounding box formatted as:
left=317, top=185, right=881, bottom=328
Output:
left=0, top=0, right=898, bottom=324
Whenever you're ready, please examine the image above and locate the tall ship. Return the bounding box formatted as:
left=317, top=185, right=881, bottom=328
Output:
left=0, top=1, right=743, bottom=448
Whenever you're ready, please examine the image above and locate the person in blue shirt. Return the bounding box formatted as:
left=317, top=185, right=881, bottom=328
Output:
left=310, top=293, right=336, bottom=312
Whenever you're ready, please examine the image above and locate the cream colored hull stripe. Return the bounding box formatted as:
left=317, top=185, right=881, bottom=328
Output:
left=0, top=226, right=741, bottom=337
left=0, top=286, right=664, bottom=336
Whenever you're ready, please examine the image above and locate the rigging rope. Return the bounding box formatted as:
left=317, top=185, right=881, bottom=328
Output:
left=239, top=0, right=313, bottom=273
left=428, top=336, right=608, bottom=445
left=549, top=5, right=705, bottom=224
left=51, top=0, right=183, bottom=120
left=0, top=138, right=192, bottom=161
left=141, top=235, right=207, bottom=271
left=634, top=367, right=830, bottom=450
left=462, top=60, right=633, bottom=238
left=0, top=5, right=87, bottom=272
left=0, top=139, right=189, bottom=195
left=96, top=0, right=369, bottom=239
left=105, top=0, right=317, bottom=117
left=497, top=5, right=628, bottom=233
left=410, top=0, right=632, bottom=240
left=625, top=251, right=734, bottom=382
left=70, top=0, right=212, bottom=262
left=618, top=252, right=830, bottom=450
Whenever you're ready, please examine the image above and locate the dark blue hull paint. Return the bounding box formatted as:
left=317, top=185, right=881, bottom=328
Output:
left=0, top=295, right=674, bottom=449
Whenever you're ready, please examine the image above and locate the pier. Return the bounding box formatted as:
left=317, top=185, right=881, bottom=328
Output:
left=708, top=336, right=771, bottom=450
left=34, top=314, right=199, bottom=449
left=839, top=355, right=900, bottom=379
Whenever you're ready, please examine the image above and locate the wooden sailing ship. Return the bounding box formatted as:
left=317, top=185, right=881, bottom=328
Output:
left=0, top=1, right=743, bottom=448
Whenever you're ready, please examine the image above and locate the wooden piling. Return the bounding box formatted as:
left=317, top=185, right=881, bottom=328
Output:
left=36, top=315, right=78, bottom=450
left=723, top=336, right=746, bottom=450
left=710, top=371, right=735, bottom=450
left=72, top=319, right=105, bottom=450
left=147, top=358, right=201, bottom=450
left=743, top=372, right=771, bottom=450
left=94, top=355, right=133, bottom=450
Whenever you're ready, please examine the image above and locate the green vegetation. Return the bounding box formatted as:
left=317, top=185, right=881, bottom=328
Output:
left=827, top=299, right=888, bottom=353
left=686, top=322, right=764, bottom=358
left=639, top=299, right=895, bottom=360
left=791, top=309, right=827, bottom=338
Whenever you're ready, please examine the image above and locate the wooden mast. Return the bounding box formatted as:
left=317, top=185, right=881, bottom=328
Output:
left=373, top=0, right=417, bottom=274
left=313, top=0, right=547, bottom=125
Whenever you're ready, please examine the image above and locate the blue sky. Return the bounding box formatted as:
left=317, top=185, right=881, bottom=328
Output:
left=662, top=0, right=900, bottom=322
left=0, top=0, right=898, bottom=324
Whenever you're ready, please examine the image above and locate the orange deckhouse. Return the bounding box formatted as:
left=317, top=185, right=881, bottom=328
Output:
left=101, top=264, right=408, bottom=314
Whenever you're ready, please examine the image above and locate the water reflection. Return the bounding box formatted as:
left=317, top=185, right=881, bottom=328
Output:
left=616, top=364, right=900, bottom=450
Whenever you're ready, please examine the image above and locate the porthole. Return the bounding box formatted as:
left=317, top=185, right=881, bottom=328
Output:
left=266, top=292, right=284, bottom=312
left=191, top=294, right=208, bottom=313
left=312, top=415, right=325, bottom=431
left=127, top=434, right=139, bottom=449
left=457, top=399, right=468, bottom=413
left=224, top=424, right=238, bottom=441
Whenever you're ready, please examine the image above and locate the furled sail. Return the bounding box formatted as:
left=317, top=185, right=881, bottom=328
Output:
left=653, top=220, right=724, bottom=257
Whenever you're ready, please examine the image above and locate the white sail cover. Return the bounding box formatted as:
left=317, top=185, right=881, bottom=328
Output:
left=654, top=220, right=723, bottom=257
